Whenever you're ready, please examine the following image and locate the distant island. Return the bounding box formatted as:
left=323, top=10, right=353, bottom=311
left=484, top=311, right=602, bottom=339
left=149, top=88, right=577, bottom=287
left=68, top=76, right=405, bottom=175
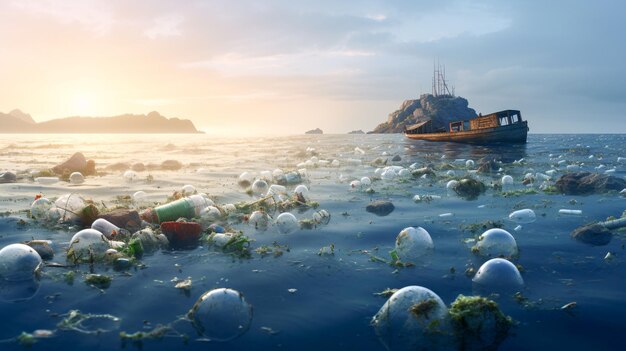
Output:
left=0, top=110, right=201, bottom=133
left=305, top=128, right=323, bottom=135
left=348, top=129, right=365, bottom=134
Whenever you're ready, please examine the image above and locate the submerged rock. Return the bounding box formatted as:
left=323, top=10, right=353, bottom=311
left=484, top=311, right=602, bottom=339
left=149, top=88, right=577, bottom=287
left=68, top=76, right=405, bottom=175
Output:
left=449, top=295, right=513, bottom=351
left=52, top=152, right=96, bottom=176
left=0, top=171, right=17, bottom=183
left=305, top=128, right=323, bottom=135
left=366, top=200, right=395, bottom=216
left=25, top=240, right=54, bottom=260
left=555, top=172, right=626, bottom=195
left=348, top=129, right=365, bottom=134
left=161, top=159, right=183, bottom=170
left=571, top=224, right=612, bottom=245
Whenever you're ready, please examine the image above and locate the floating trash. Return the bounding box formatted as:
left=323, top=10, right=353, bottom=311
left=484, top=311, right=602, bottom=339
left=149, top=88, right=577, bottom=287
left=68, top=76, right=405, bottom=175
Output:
left=249, top=211, right=271, bottom=231
left=501, top=175, right=514, bottom=185
left=182, top=184, right=196, bottom=195
left=55, top=193, right=85, bottom=223
left=238, top=172, right=255, bottom=187
left=350, top=180, right=362, bottom=189
left=473, top=258, right=524, bottom=292
left=394, top=227, right=434, bottom=262
left=188, top=288, right=253, bottom=342
left=67, top=229, right=111, bottom=263
left=398, top=168, right=411, bottom=178
left=276, top=212, right=299, bottom=234
left=251, top=179, right=269, bottom=195
left=91, top=218, right=123, bottom=240
left=141, top=195, right=210, bottom=223
left=446, top=180, right=459, bottom=193
left=69, top=172, right=85, bottom=185
left=474, top=228, right=518, bottom=258
left=0, top=243, right=43, bottom=282
left=30, top=197, right=53, bottom=222
left=200, top=206, right=222, bottom=221
left=466, top=159, right=475, bottom=168
left=509, top=209, right=536, bottom=224
left=34, top=177, right=59, bottom=185
left=559, top=209, right=582, bottom=215
left=123, top=170, right=138, bottom=183
left=312, top=209, right=331, bottom=225
left=372, top=286, right=450, bottom=351
left=449, top=295, right=513, bottom=350
left=360, top=177, right=372, bottom=186
left=132, top=191, right=148, bottom=202
left=266, top=184, right=287, bottom=197
left=259, top=170, right=272, bottom=181
left=293, top=184, right=310, bottom=200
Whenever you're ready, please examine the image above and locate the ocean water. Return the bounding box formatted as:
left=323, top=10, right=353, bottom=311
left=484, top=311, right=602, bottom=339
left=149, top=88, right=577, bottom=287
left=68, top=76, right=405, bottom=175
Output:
left=0, top=133, right=625, bottom=351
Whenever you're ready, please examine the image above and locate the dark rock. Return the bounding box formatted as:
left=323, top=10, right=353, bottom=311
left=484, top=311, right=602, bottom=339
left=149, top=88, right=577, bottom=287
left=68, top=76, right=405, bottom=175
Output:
left=305, top=128, right=323, bottom=135
left=161, top=160, right=183, bottom=170
left=366, top=200, right=395, bottom=216
left=370, top=94, right=477, bottom=133
left=0, top=171, right=17, bottom=183
left=25, top=240, right=54, bottom=260
left=131, top=163, right=146, bottom=172
left=454, top=178, right=486, bottom=200
left=348, top=130, right=365, bottom=134
left=105, top=162, right=130, bottom=171
left=555, top=172, right=626, bottom=195
left=98, top=209, right=142, bottom=232
left=391, top=155, right=402, bottom=162
left=52, top=152, right=87, bottom=175
left=571, top=224, right=612, bottom=245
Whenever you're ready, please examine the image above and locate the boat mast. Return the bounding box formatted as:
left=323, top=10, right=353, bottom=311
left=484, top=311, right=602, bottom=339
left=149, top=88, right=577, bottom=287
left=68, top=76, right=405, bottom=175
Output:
left=432, top=60, right=454, bottom=97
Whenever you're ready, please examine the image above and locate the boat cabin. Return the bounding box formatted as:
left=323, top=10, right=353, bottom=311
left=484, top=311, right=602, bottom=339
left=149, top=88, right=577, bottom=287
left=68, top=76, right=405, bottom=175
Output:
left=405, top=110, right=523, bottom=135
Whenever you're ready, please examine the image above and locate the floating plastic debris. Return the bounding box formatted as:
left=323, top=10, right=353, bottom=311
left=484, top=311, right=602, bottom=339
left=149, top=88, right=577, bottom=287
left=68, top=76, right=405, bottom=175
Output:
left=472, top=258, right=524, bottom=291
left=251, top=179, right=269, bottom=195
left=466, top=159, right=475, bottom=168
left=259, top=170, right=272, bottom=181
left=91, top=218, right=123, bottom=240
left=30, top=197, right=53, bottom=222
left=371, top=286, right=450, bottom=351
left=55, top=194, right=86, bottom=223
left=293, top=184, right=310, bottom=200
left=312, top=209, right=331, bottom=225
left=182, top=184, right=196, bottom=195
left=559, top=209, right=582, bottom=215
left=448, top=295, right=513, bottom=350
left=394, top=227, right=434, bottom=262
left=474, top=229, right=518, bottom=258
left=0, top=243, right=43, bottom=282
left=501, top=175, right=514, bottom=185
left=141, top=194, right=210, bottom=223
left=200, top=206, right=222, bottom=221
left=67, top=229, right=111, bottom=263
left=350, top=180, right=361, bottom=189
left=360, top=177, right=372, bottom=186
left=508, top=209, right=536, bottom=224
left=446, top=180, right=459, bottom=192
left=439, top=213, right=453, bottom=217
left=123, top=170, right=138, bottom=183
left=238, top=172, right=255, bottom=187
left=188, top=288, right=253, bottom=342
left=276, top=213, right=299, bottom=234
left=249, top=211, right=271, bottom=231
left=132, top=191, right=148, bottom=202
left=57, top=309, right=121, bottom=335
left=398, top=168, right=411, bottom=178
left=69, top=172, right=85, bottom=185
left=34, top=177, right=59, bottom=185
left=514, top=225, right=522, bottom=231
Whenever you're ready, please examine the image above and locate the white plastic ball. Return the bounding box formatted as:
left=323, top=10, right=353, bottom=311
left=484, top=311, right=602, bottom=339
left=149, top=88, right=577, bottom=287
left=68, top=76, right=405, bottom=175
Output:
left=0, top=244, right=43, bottom=281
left=475, top=228, right=518, bottom=258
left=69, top=172, right=85, bottom=184
left=275, top=212, right=299, bottom=234
left=189, top=288, right=253, bottom=341
left=508, top=209, right=536, bottom=224
left=68, top=229, right=110, bottom=262
left=473, top=258, right=524, bottom=291
left=395, top=227, right=434, bottom=261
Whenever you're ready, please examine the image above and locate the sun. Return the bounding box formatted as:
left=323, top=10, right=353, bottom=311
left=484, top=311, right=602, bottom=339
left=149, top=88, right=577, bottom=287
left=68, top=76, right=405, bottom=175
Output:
left=70, top=92, right=95, bottom=116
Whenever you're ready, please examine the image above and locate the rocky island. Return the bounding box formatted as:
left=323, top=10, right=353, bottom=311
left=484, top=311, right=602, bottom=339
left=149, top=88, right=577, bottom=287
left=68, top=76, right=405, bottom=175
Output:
left=0, top=110, right=201, bottom=133
left=305, top=128, right=323, bottom=135
left=370, top=94, right=477, bottom=133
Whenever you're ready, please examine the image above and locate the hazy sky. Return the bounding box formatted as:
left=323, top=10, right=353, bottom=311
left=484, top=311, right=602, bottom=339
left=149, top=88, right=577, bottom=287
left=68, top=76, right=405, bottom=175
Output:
left=1, top=0, right=625, bottom=135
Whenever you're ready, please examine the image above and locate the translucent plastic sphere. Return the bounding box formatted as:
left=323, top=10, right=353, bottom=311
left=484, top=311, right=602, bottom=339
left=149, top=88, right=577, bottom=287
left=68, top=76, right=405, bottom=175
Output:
left=313, top=209, right=331, bottom=225
left=398, top=168, right=411, bottom=178
left=275, top=212, right=299, bottom=234
left=68, top=229, right=111, bottom=262
left=182, top=184, right=196, bottom=195
left=446, top=180, right=459, bottom=189
left=259, top=170, right=272, bottom=181
left=501, top=175, right=514, bottom=185
left=272, top=169, right=284, bottom=180
left=238, top=172, right=255, bottom=187
left=55, top=194, right=85, bottom=223
left=251, top=179, right=269, bottom=195
left=466, top=159, right=475, bottom=168
left=188, top=288, right=253, bottom=342
left=473, top=258, right=524, bottom=291
left=132, top=191, right=148, bottom=202
left=266, top=184, right=287, bottom=197
left=475, top=229, right=518, bottom=258
left=331, top=159, right=341, bottom=167
left=508, top=209, right=536, bottom=224
left=0, top=244, right=43, bottom=281
left=30, top=198, right=53, bottom=222
left=200, top=206, right=222, bottom=221
left=395, top=227, right=434, bottom=261
left=69, top=172, right=85, bottom=184
left=381, top=169, right=397, bottom=181
left=293, top=185, right=309, bottom=200
left=372, top=286, right=450, bottom=351
left=249, top=211, right=270, bottom=230
left=360, top=177, right=372, bottom=186
left=123, top=170, right=138, bottom=183
left=221, top=204, right=236, bottom=215
left=350, top=180, right=362, bottom=189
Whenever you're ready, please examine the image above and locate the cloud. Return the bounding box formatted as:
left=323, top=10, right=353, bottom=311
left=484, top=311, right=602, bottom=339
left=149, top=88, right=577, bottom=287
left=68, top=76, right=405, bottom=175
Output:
left=143, top=14, right=184, bottom=40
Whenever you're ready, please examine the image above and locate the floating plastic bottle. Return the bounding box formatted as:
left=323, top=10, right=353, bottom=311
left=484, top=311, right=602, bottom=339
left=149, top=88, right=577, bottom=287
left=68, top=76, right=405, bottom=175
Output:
left=0, top=244, right=43, bottom=282
left=473, top=258, right=524, bottom=292
left=141, top=195, right=210, bottom=223
left=69, top=172, right=85, bottom=185
left=188, top=288, right=253, bottom=342
left=395, top=227, right=434, bottom=262
left=67, top=229, right=111, bottom=263
left=559, top=209, right=582, bottom=215
left=508, top=209, right=536, bottom=224
left=91, top=218, right=123, bottom=240
left=474, top=229, right=518, bottom=258
left=372, top=286, right=451, bottom=351
left=276, top=212, right=299, bottom=234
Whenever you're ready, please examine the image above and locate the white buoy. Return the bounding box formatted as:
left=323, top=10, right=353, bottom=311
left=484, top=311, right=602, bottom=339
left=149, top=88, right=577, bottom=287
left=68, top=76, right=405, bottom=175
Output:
left=475, top=229, right=518, bottom=258
left=188, top=288, right=253, bottom=342
left=395, top=227, right=434, bottom=261
left=372, top=286, right=451, bottom=351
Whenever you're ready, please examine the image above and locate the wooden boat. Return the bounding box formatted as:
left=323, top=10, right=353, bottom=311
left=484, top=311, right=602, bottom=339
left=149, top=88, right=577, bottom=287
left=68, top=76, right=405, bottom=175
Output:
left=404, top=110, right=528, bottom=144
